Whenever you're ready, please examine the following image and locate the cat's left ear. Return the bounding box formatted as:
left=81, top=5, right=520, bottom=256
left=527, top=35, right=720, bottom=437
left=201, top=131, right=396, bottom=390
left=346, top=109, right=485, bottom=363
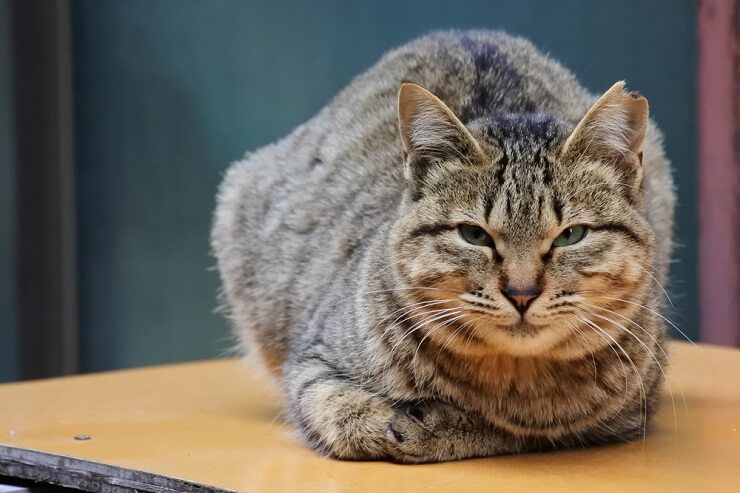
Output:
left=561, top=81, right=648, bottom=172
left=398, top=83, right=482, bottom=185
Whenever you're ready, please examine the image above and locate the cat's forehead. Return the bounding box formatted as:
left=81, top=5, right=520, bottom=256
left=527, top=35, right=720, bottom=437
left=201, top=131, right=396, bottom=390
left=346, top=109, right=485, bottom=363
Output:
left=469, top=113, right=572, bottom=161
left=466, top=115, right=574, bottom=241
left=435, top=163, right=562, bottom=244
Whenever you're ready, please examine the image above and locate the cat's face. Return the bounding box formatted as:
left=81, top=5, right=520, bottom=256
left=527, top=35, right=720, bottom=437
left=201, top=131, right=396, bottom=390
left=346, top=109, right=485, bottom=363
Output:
left=391, top=82, right=655, bottom=358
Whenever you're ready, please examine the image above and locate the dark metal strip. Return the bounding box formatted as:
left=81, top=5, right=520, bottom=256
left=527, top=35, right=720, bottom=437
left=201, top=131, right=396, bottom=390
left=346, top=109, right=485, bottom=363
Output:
left=12, top=0, right=79, bottom=379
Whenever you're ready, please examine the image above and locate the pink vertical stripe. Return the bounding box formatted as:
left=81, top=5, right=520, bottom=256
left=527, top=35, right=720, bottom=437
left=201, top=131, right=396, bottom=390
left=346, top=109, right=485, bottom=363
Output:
left=698, top=0, right=739, bottom=346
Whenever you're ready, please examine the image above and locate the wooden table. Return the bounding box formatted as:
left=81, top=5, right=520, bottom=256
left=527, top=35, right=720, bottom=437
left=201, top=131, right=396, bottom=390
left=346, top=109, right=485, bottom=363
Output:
left=1, top=342, right=738, bottom=492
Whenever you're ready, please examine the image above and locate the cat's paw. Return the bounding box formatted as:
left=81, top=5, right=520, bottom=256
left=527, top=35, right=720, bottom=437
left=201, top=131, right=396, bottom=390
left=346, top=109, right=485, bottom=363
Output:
left=385, top=400, right=470, bottom=463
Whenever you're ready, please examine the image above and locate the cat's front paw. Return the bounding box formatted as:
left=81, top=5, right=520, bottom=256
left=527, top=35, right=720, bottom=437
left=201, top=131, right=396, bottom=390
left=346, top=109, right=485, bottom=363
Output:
left=385, top=401, right=472, bottom=463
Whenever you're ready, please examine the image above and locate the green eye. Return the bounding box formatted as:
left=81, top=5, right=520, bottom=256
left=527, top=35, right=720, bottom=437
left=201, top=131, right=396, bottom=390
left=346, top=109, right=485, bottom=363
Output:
left=552, top=225, right=587, bottom=247
left=458, top=224, right=494, bottom=248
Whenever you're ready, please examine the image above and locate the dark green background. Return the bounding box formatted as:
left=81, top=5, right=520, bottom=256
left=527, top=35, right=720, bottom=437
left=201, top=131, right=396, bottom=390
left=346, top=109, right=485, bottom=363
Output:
left=0, top=0, right=698, bottom=381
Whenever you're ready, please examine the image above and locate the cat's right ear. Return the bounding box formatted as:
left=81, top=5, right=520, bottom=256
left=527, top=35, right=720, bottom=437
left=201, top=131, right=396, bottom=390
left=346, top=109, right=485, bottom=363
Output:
left=398, top=83, right=482, bottom=187
left=560, top=81, right=648, bottom=171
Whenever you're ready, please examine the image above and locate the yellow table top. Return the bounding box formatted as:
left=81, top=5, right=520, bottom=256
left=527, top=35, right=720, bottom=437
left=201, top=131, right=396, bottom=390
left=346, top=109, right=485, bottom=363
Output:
left=1, top=342, right=739, bottom=493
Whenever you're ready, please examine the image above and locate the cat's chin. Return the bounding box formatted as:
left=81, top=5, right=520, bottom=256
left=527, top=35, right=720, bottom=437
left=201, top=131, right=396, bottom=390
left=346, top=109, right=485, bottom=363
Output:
left=475, top=321, right=576, bottom=358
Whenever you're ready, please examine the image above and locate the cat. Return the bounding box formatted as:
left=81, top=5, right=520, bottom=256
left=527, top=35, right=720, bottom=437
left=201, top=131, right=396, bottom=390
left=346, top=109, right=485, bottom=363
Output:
left=211, top=30, right=675, bottom=463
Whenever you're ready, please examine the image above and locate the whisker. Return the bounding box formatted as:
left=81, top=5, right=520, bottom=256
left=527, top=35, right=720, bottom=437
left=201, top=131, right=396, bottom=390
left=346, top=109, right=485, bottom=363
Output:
left=594, top=294, right=701, bottom=352
left=586, top=308, right=678, bottom=440
left=436, top=315, right=476, bottom=358
left=460, top=305, right=509, bottom=319
left=577, top=314, right=648, bottom=444
left=564, top=320, right=598, bottom=380
left=368, top=306, right=460, bottom=385
left=412, top=312, right=469, bottom=365
left=583, top=302, right=688, bottom=417
left=634, top=264, right=675, bottom=308
left=388, top=308, right=463, bottom=355
left=463, top=313, right=489, bottom=355
left=573, top=317, right=632, bottom=417
left=358, top=299, right=453, bottom=387
left=375, top=299, right=452, bottom=335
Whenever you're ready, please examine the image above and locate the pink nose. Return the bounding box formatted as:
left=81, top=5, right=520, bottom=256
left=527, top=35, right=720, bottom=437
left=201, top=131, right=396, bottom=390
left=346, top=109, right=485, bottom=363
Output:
left=502, top=285, right=541, bottom=314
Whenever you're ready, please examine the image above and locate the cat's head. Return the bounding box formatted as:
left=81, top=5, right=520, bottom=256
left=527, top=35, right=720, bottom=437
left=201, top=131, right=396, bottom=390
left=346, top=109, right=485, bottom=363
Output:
left=389, top=81, right=655, bottom=358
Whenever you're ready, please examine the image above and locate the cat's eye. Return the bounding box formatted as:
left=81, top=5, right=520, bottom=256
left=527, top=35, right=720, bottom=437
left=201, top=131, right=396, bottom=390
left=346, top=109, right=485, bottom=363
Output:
left=458, top=224, right=494, bottom=248
left=552, top=225, right=587, bottom=247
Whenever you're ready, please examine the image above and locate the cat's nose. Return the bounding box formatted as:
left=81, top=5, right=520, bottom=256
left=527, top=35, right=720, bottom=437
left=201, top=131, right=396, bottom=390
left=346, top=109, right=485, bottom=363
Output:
left=502, top=284, right=542, bottom=314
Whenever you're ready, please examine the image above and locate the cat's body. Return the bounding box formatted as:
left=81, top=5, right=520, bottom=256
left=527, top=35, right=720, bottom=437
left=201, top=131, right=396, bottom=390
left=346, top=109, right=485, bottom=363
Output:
left=212, top=31, right=675, bottom=462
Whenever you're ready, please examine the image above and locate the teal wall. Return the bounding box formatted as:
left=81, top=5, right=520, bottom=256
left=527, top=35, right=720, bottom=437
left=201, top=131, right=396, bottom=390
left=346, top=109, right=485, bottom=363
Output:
left=71, top=0, right=698, bottom=373
left=0, top=0, right=17, bottom=382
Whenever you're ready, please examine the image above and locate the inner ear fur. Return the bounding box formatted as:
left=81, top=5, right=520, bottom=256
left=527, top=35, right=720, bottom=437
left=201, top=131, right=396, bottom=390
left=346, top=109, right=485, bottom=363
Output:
left=397, top=82, right=482, bottom=183
left=561, top=81, right=649, bottom=166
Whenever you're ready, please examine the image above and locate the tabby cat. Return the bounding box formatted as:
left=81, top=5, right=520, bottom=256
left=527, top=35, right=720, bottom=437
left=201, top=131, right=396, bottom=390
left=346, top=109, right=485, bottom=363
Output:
left=211, top=30, right=675, bottom=463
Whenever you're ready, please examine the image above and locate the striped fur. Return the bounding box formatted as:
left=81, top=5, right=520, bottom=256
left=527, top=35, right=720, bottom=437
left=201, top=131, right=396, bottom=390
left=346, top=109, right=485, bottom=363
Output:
left=211, top=30, right=675, bottom=463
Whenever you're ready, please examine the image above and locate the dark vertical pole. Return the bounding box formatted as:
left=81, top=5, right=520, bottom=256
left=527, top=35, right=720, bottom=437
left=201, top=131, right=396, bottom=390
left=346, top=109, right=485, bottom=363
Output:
left=12, top=0, right=78, bottom=378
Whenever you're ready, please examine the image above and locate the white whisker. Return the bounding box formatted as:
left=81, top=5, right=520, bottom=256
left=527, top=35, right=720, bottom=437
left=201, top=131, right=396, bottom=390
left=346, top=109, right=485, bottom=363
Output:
left=583, top=302, right=688, bottom=418
left=577, top=314, right=648, bottom=444
left=634, top=264, right=674, bottom=308
left=598, top=295, right=701, bottom=352
left=586, top=308, right=678, bottom=441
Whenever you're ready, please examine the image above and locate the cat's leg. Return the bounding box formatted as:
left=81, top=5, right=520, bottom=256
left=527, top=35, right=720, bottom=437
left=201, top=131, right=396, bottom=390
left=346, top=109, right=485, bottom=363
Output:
left=385, top=400, right=521, bottom=463
left=285, top=357, right=518, bottom=462
left=284, top=356, right=397, bottom=460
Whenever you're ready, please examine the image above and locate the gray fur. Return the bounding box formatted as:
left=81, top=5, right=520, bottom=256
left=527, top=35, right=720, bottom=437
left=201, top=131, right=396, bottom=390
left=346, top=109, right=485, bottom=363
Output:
left=212, top=30, right=675, bottom=463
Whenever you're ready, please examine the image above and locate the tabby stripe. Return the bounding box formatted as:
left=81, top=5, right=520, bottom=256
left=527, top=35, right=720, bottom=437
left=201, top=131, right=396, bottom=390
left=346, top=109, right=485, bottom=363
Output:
left=500, top=402, right=599, bottom=429
left=552, top=195, right=564, bottom=224
left=296, top=375, right=328, bottom=404
left=427, top=340, right=490, bottom=391
left=484, top=193, right=495, bottom=224
left=591, top=223, right=643, bottom=245
left=408, top=223, right=455, bottom=238
left=293, top=411, right=324, bottom=449
left=301, top=354, right=342, bottom=373
left=435, top=356, right=485, bottom=391
left=493, top=155, right=507, bottom=185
